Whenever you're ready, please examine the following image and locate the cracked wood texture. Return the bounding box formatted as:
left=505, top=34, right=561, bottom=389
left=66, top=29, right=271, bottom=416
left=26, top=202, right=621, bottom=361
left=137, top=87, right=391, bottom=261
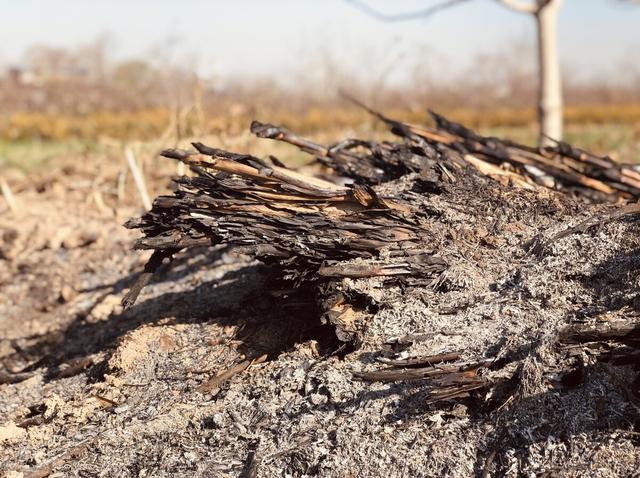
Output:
left=125, top=108, right=640, bottom=340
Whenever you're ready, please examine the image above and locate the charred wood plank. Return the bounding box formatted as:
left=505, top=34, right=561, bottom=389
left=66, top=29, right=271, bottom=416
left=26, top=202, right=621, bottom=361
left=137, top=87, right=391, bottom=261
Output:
left=559, top=322, right=640, bottom=345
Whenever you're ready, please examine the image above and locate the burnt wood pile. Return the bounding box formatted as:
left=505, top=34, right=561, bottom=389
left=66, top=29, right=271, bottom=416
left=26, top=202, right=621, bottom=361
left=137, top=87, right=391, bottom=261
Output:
left=123, top=106, right=640, bottom=402
left=123, top=106, right=640, bottom=333
left=252, top=101, right=640, bottom=203
left=122, top=133, right=456, bottom=339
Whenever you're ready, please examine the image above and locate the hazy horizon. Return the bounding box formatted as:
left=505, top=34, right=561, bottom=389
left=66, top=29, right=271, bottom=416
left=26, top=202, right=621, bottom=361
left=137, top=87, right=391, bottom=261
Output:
left=1, top=0, right=639, bottom=87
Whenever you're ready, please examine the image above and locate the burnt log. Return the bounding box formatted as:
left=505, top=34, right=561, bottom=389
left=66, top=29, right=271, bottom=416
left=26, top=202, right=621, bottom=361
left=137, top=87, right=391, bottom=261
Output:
left=124, top=107, right=640, bottom=343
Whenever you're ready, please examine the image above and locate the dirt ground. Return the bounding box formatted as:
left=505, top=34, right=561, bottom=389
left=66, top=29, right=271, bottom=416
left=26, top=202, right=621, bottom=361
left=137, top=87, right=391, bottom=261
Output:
left=1, top=153, right=640, bottom=478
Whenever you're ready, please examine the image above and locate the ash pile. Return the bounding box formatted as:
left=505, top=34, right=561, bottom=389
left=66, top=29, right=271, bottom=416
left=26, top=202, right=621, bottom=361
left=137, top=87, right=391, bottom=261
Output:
left=123, top=107, right=640, bottom=477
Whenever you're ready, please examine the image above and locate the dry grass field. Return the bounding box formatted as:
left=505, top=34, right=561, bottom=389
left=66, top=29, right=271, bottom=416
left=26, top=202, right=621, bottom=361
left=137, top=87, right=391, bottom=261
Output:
left=1, top=105, right=639, bottom=176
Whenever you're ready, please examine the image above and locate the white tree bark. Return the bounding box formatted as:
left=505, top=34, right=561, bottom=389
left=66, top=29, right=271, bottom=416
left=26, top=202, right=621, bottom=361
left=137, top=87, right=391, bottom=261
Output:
left=535, top=0, right=563, bottom=146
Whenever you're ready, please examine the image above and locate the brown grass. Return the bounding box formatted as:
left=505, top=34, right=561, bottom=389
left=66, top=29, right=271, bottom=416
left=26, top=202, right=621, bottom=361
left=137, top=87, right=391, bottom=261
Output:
left=2, top=104, right=640, bottom=142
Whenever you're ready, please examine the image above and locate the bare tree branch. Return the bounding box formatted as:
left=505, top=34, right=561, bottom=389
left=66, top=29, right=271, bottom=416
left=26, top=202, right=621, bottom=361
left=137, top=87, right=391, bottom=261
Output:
left=344, top=0, right=471, bottom=22
left=494, top=0, right=538, bottom=14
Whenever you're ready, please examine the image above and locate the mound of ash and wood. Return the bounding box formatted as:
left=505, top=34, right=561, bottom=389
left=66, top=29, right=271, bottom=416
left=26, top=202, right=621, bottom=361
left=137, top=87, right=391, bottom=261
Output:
left=117, top=107, right=640, bottom=475
left=6, top=106, right=640, bottom=477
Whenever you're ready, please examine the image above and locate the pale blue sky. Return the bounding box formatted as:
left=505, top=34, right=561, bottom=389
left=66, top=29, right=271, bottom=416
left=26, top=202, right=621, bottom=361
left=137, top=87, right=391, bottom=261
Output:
left=1, top=0, right=639, bottom=85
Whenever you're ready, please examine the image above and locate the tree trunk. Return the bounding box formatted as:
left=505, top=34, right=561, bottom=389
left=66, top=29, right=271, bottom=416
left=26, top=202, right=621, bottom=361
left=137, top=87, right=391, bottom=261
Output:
left=535, top=0, right=563, bottom=146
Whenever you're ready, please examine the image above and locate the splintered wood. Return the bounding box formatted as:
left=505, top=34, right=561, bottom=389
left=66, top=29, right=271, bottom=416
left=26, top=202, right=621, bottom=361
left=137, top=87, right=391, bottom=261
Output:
left=122, top=130, right=456, bottom=321
left=354, top=353, right=490, bottom=404
left=124, top=104, right=640, bottom=395
left=340, top=99, right=640, bottom=202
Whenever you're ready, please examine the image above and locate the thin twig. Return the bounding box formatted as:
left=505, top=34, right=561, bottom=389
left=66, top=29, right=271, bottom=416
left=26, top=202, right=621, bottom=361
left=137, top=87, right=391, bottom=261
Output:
left=481, top=449, right=498, bottom=478
left=125, top=147, right=152, bottom=211
left=344, top=0, right=470, bottom=22
left=0, top=177, right=17, bottom=212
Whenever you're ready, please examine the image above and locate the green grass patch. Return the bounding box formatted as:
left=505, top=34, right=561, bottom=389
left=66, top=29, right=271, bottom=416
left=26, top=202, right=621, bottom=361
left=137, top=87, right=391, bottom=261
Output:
left=0, top=139, right=105, bottom=171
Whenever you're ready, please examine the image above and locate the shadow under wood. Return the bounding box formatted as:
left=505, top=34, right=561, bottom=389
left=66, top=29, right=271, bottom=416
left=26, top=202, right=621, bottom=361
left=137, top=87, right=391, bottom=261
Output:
left=571, top=245, right=640, bottom=318
left=75, top=245, right=229, bottom=295
left=3, top=253, right=344, bottom=385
